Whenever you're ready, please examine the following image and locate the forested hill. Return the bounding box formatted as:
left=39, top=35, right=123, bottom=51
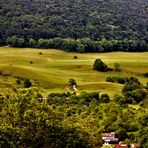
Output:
left=0, top=0, right=148, bottom=52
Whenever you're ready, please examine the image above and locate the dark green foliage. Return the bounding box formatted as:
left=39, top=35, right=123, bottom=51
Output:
left=6, top=36, right=25, bottom=47
left=16, top=79, right=21, bottom=85
left=88, top=92, right=99, bottom=101
left=36, top=93, right=43, bottom=98
left=6, top=36, right=17, bottom=47
left=93, top=59, right=108, bottom=72
left=47, top=91, right=100, bottom=105
left=139, top=114, right=148, bottom=127
left=138, top=114, right=148, bottom=148
left=73, top=56, right=78, bottom=59
left=76, top=43, right=85, bottom=53
left=122, top=77, right=141, bottom=93
left=29, top=38, right=37, bottom=47
left=0, top=89, right=95, bottom=148
left=116, top=128, right=128, bottom=141
left=132, top=89, right=147, bottom=103
left=114, top=95, right=127, bottom=106
left=138, top=128, right=148, bottom=148
left=0, top=86, right=148, bottom=147
left=39, top=52, right=43, bottom=55
left=23, top=79, right=32, bottom=88
left=48, top=92, right=69, bottom=98
left=121, top=77, right=148, bottom=104
left=79, top=92, right=92, bottom=103
left=17, top=37, right=25, bottom=47
left=69, top=78, right=77, bottom=86
left=0, top=0, right=147, bottom=52
left=106, top=76, right=128, bottom=84
left=143, top=73, right=148, bottom=78
left=100, top=94, right=110, bottom=103
left=3, top=36, right=148, bottom=52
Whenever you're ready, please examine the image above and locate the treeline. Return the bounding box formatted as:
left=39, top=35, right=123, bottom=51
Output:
left=4, top=36, right=148, bottom=52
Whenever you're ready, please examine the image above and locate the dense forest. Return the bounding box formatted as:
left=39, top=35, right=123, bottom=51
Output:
left=0, top=0, right=148, bottom=52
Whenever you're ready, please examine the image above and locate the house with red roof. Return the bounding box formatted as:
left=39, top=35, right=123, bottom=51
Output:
left=114, top=144, right=128, bottom=148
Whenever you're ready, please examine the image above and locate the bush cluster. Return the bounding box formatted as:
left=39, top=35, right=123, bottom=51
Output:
left=106, top=76, right=129, bottom=84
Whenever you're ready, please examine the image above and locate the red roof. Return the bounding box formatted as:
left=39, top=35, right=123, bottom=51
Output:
left=115, top=144, right=128, bottom=148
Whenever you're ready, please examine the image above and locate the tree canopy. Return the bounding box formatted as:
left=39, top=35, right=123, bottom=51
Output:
left=0, top=75, right=148, bottom=147
left=93, top=59, right=108, bottom=72
left=0, top=0, right=147, bottom=52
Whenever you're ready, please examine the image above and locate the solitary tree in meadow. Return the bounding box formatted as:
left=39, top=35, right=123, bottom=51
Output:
left=93, top=59, right=108, bottom=72
left=69, top=79, right=77, bottom=86
left=24, top=79, right=32, bottom=88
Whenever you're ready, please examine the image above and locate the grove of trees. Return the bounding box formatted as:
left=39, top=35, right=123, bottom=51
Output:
left=1, top=81, right=148, bottom=147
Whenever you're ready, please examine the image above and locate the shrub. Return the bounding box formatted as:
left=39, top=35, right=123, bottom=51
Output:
left=48, top=92, right=68, bottom=98
left=0, top=71, right=2, bottom=75
left=73, top=56, right=78, bottom=59
left=114, top=94, right=126, bottom=105
left=106, top=76, right=113, bottom=82
left=88, top=92, right=99, bottom=100
left=93, top=59, right=108, bottom=72
left=116, top=128, right=128, bottom=141
left=105, top=76, right=129, bottom=84
left=132, top=89, right=147, bottom=103
left=100, top=93, right=110, bottom=103
left=121, top=77, right=148, bottom=104
left=79, top=92, right=89, bottom=101
left=36, top=93, right=43, bottom=98
left=106, top=76, right=127, bottom=84
left=122, top=81, right=141, bottom=94
left=24, top=79, right=32, bottom=88
left=143, top=72, right=148, bottom=78
left=69, top=78, right=77, bottom=86
left=39, top=52, right=43, bottom=55
left=16, top=79, right=21, bottom=85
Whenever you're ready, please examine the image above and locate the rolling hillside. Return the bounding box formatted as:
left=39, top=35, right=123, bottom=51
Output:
left=0, top=46, right=147, bottom=98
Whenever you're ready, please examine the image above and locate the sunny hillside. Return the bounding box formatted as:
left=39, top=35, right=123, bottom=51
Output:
left=0, top=46, right=148, bottom=98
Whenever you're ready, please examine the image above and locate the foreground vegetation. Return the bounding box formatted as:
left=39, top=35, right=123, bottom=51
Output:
left=0, top=47, right=148, bottom=147
left=1, top=82, right=148, bottom=147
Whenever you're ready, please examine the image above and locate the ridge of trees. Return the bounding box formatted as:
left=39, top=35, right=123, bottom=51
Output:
left=0, top=0, right=148, bottom=52
left=3, top=37, right=148, bottom=52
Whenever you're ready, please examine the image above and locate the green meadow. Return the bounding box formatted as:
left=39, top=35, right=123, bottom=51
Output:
left=0, top=46, right=148, bottom=98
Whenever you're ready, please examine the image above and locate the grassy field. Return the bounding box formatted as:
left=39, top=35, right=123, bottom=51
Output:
left=0, top=46, right=148, bottom=98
